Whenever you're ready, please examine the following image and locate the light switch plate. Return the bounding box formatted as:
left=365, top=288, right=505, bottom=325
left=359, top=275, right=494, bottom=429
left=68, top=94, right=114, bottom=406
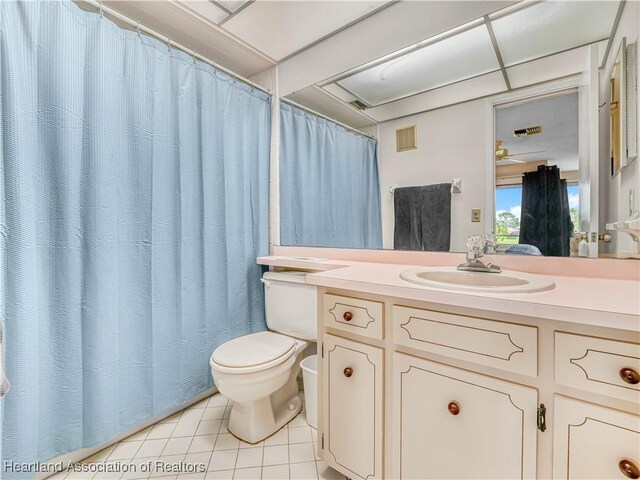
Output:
left=471, top=208, right=481, bottom=223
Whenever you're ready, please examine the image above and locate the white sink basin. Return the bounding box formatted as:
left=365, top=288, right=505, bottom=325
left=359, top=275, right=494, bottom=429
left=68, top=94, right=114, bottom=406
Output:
left=400, top=267, right=555, bottom=293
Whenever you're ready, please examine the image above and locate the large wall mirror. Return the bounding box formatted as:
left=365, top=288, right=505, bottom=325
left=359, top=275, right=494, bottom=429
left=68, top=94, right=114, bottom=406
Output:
left=279, top=0, right=640, bottom=259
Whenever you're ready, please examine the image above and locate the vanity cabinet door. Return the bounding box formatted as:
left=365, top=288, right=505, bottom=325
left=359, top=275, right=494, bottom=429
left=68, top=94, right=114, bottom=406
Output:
left=553, top=396, right=640, bottom=480
left=322, top=334, right=383, bottom=480
left=393, top=353, right=537, bottom=479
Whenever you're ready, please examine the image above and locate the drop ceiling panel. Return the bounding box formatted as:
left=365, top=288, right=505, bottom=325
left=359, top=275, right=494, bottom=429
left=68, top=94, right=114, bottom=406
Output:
left=277, top=1, right=516, bottom=97
left=337, top=25, right=500, bottom=106
left=216, top=0, right=250, bottom=13
left=506, top=41, right=608, bottom=89
left=285, top=86, right=377, bottom=129
left=223, top=1, right=388, bottom=61
left=180, top=1, right=228, bottom=23
left=491, top=1, right=620, bottom=66
left=365, top=70, right=507, bottom=123
left=322, top=83, right=358, bottom=103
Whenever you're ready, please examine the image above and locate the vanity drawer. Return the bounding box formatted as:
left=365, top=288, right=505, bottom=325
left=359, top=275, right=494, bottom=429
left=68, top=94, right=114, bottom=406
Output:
left=323, top=294, right=384, bottom=340
left=555, top=332, right=640, bottom=403
left=393, top=306, right=537, bottom=376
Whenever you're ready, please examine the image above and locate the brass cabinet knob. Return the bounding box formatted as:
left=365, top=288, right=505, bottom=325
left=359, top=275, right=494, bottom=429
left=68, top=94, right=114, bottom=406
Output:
left=343, top=311, right=353, bottom=321
left=619, top=459, right=640, bottom=479
left=343, top=367, right=353, bottom=378
left=619, top=368, right=640, bottom=385
left=447, top=401, right=461, bottom=416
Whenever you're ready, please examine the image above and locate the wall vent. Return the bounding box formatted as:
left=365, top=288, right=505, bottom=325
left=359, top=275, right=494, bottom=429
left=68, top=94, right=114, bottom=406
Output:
left=349, top=100, right=367, bottom=110
left=396, top=125, right=417, bottom=152
left=512, top=126, right=542, bottom=137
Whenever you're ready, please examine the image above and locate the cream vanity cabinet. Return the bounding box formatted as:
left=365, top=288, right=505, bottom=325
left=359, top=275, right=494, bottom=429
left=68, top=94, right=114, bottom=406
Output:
left=317, top=290, right=640, bottom=480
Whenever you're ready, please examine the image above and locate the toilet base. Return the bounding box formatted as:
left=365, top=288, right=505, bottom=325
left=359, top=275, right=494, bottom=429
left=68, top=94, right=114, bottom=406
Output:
left=227, top=377, right=302, bottom=444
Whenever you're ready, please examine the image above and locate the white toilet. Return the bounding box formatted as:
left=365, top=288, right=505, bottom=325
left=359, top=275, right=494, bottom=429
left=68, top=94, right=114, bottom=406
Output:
left=209, top=271, right=317, bottom=444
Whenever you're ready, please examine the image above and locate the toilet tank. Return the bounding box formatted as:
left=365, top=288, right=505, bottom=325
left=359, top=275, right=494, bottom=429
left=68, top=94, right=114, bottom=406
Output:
left=262, top=271, right=317, bottom=341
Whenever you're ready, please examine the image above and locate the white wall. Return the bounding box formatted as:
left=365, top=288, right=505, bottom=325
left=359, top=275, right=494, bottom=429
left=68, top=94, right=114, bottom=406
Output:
left=250, top=66, right=281, bottom=252
left=377, top=100, right=487, bottom=251
left=600, top=0, right=640, bottom=257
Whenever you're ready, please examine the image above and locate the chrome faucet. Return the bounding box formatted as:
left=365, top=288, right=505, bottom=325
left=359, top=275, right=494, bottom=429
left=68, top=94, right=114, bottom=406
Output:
left=457, top=235, right=502, bottom=273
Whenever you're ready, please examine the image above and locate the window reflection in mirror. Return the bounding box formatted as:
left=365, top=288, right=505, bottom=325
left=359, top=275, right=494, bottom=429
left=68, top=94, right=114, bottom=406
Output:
left=494, top=91, right=579, bottom=257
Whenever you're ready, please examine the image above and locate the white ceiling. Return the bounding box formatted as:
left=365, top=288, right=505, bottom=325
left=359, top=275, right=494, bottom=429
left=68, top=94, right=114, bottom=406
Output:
left=496, top=92, right=579, bottom=172
left=94, top=0, right=624, bottom=130
left=223, top=1, right=389, bottom=61
left=320, top=1, right=621, bottom=112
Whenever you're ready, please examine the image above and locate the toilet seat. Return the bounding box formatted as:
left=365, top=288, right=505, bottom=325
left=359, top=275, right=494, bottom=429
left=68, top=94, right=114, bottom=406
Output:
left=210, top=331, right=297, bottom=374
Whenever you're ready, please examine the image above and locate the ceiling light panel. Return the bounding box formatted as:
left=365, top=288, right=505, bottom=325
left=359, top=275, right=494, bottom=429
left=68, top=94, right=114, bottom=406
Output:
left=491, top=1, right=620, bottom=67
left=337, top=25, right=500, bottom=106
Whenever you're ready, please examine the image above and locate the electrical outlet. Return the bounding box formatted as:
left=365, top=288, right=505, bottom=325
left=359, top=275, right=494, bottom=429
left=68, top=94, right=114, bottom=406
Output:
left=630, top=189, right=636, bottom=216
left=471, top=208, right=481, bottom=223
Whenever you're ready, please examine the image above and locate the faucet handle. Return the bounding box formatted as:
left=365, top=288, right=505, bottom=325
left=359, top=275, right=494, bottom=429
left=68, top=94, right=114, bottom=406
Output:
left=466, top=235, right=485, bottom=255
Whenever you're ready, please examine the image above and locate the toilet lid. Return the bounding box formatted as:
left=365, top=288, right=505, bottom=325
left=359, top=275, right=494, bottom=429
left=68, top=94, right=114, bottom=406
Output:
left=211, top=331, right=296, bottom=369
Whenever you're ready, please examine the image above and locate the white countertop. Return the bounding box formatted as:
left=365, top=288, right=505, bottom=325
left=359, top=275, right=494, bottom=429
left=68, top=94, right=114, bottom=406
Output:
left=258, top=256, right=640, bottom=332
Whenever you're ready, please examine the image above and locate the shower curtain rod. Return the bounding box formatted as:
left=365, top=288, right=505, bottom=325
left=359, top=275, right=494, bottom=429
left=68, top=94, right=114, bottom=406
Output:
left=280, top=98, right=376, bottom=140
left=81, top=0, right=270, bottom=95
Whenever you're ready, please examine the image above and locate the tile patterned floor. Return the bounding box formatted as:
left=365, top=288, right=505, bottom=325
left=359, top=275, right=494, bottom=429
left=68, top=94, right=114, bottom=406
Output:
left=53, top=393, right=346, bottom=480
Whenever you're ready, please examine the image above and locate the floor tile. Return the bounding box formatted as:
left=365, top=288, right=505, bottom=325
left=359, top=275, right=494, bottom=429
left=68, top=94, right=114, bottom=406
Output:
left=235, top=447, right=263, bottom=469
left=123, top=427, right=153, bottom=443
left=122, top=457, right=159, bottom=480
left=109, top=441, right=143, bottom=460
left=205, top=471, right=234, bottom=480
left=188, top=435, right=218, bottom=454
left=184, top=451, right=214, bottom=468
left=261, top=464, right=289, bottom=480
left=264, top=429, right=288, bottom=447
left=207, top=395, right=229, bottom=408
left=288, top=444, right=315, bottom=464
left=82, top=445, right=116, bottom=463
left=150, top=454, right=186, bottom=478
left=196, top=420, right=223, bottom=436
left=173, top=410, right=205, bottom=437
left=136, top=439, right=169, bottom=459
left=214, top=433, right=240, bottom=451
left=202, top=407, right=226, bottom=421
left=147, top=423, right=177, bottom=440
left=176, top=472, right=206, bottom=480
left=208, top=450, right=238, bottom=472
left=218, top=419, right=230, bottom=434
left=238, top=440, right=263, bottom=449
left=287, top=427, right=312, bottom=445
left=232, top=467, right=262, bottom=480
left=287, top=414, right=307, bottom=429
left=262, top=445, right=288, bottom=467
left=159, top=412, right=183, bottom=424
left=189, top=398, right=210, bottom=410
left=82, top=392, right=331, bottom=480
left=163, top=437, right=193, bottom=456
left=93, top=461, right=127, bottom=480
left=289, top=462, right=318, bottom=480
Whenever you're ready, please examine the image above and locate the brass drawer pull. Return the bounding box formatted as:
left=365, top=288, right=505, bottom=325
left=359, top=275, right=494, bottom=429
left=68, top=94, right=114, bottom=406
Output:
left=343, top=311, right=353, bottom=321
left=619, top=368, right=640, bottom=385
left=619, top=459, right=640, bottom=479
left=343, top=367, right=353, bottom=378
left=447, top=401, right=460, bottom=415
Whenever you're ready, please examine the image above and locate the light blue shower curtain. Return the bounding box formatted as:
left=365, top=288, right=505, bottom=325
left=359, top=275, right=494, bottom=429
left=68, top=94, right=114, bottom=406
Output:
left=0, top=1, right=270, bottom=476
left=279, top=102, right=382, bottom=248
